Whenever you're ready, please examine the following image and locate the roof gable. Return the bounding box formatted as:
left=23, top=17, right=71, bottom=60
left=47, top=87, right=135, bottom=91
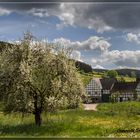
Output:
left=112, top=82, right=138, bottom=92
left=86, top=78, right=102, bottom=89
left=86, top=77, right=140, bottom=92
left=100, top=78, right=117, bottom=90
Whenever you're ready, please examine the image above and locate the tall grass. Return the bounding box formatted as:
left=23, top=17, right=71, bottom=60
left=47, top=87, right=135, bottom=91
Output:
left=97, top=101, right=140, bottom=116
left=1, top=102, right=140, bottom=137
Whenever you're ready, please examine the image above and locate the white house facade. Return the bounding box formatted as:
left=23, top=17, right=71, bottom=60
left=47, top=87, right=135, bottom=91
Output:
left=85, top=78, right=140, bottom=103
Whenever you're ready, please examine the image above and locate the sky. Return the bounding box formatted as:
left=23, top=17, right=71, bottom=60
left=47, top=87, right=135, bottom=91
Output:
left=0, top=2, right=140, bottom=69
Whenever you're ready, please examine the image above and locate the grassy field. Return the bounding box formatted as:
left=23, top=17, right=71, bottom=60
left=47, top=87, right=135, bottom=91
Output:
left=1, top=101, right=140, bottom=137
left=117, top=76, right=136, bottom=82
left=80, top=72, right=136, bottom=86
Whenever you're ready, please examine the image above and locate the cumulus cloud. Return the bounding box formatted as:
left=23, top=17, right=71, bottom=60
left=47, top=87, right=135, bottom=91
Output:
left=28, top=3, right=140, bottom=32
left=91, top=58, right=98, bottom=64
left=90, top=50, right=140, bottom=68
left=93, top=64, right=105, bottom=69
left=24, top=3, right=140, bottom=32
left=102, top=50, right=140, bottom=67
left=126, top=33, right=140, bottom=44
left=53, top=36, right=111, bottom=52
left=28, top=8, right=49, bottom=17
left=2, top=3, right=140, bottom=32
left=27, top=3, right=112, bottom=32
left=70, top=50, right=82, bottom=62
left=0, top=7, right=11, bottom=16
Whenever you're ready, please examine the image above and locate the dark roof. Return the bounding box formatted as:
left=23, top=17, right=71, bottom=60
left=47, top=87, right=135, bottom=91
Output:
left=87, top=77, right=140, bottom=92
left=112, top=82, right=138, bottom=92
left=100, top=78, right=117, bottom=90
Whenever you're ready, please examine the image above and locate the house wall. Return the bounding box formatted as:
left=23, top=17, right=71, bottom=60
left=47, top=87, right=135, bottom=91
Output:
left=86, top=79, right=102, bottom=102
left=102, top=90, right=110, bottom=94
left=101, top=90, right=111, bottom=102
left=136, top=83, right=140, bottom=95
left=111, top=91, right=135, bottom=102
left=85, top=80, right=140, bottom=103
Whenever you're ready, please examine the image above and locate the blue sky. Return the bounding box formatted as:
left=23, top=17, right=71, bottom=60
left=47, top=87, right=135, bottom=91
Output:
left=0, top=3, right=140, bottom=69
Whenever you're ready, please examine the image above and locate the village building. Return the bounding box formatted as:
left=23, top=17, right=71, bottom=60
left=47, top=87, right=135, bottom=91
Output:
left=85, top=77, right=140, bottom=103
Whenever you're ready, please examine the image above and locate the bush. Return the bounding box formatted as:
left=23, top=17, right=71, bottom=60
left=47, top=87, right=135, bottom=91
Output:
left=106, top=70, right=118, bottom=78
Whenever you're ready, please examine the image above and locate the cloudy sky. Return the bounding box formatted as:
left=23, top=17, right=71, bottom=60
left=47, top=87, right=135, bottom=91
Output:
left=0, top=2, right=140, bottom=69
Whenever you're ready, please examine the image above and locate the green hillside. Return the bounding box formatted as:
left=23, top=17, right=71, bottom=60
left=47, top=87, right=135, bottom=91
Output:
left=80, top=72, right=136, bottom=86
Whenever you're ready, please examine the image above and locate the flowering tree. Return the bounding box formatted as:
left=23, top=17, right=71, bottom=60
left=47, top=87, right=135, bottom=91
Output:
left=0, top=33, right=85, bottom=126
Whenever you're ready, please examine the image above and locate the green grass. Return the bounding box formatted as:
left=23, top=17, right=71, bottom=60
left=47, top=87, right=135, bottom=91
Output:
left=1, top=102, right=140, bottom=137
left=80, top=74, right=93, bottom=86
left=117, top=76, right=136, bottom=82
left=80, top=72, right=136, bottom=86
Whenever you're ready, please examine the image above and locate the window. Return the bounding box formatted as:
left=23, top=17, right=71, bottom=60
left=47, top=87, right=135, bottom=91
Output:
left=103, top=90, right=110, bottom=94
left=88, top=91, right=91, bottom=95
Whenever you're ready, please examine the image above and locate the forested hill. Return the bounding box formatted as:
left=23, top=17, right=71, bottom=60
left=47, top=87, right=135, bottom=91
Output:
left=116, top=69, right=140, bottom=77
left=75, top=61, right=92, bottom=73
left=92, top=69, right=108, bottom=73
left=93, top=68, right=140, bottom=77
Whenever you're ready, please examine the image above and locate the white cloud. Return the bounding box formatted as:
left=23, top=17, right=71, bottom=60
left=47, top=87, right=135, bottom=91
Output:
left=126, top=33, right=140, bottom=44
left=102, top=50, right=140, bottom=67
left=28, top=8, right=49, bottom=18
left=91, top=58, right=98, bottom=64
left=0, top=7, right=11, bottom=16
left=70, top=50, right=82, bottom=62
left=93, top=65, right=105, bottom=69
left=53, top=37, right=72, bottom=47
left=53, top=36, right=111, bottom=52
left=90, top=50, right=140, bottom=68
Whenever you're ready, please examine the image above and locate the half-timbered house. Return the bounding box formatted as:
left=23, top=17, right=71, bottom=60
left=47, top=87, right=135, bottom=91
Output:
left=111, top=82, right=138, bottom=102
left=85, top=78, right=102, bottom=102
left=85, top=77, right=140, bottom=103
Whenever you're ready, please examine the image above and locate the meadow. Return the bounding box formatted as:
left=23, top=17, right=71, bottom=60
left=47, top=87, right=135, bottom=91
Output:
left=80, top=72, right=136, bottom=86
left=1, top=101, right=140, bottom=137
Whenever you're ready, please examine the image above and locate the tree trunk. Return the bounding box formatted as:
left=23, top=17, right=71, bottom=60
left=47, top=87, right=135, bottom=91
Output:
left=34, top=111, right=42, bottom=126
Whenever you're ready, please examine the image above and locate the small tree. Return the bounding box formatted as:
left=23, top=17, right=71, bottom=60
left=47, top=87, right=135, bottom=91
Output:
left=106, top=70, right=118, bottom=78
left=0, top=33, right=85, bottom=126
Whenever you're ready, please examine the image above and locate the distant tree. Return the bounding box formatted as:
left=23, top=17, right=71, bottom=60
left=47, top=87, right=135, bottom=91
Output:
left=106, top=70, right=118, bottom=78
left=0, top=33, right=85, bottom=126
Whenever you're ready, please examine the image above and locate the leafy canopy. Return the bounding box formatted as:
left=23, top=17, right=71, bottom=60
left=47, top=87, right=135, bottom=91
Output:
left=0, top=33, right=85, bottom=125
